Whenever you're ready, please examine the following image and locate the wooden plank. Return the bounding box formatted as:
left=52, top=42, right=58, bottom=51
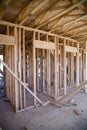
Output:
left=42, top=49, right=45, bottom=93
left=47, top=50, right=51, bottom=95
left=76, top=43, right=79, bottom=85
left=71, top=53, right=74, bottom=84
left=34, top=40, right=55, bottom=50
left=18, top=28, right=22, bottom=109
left=14, top=27, right=19, bottom=111
left=0, top=20, right=78, bottom=43
left=0, top=58, right=44, bottom=106
left=64, top=39, right=66, bottom=95
left=36, top=49, right=40, bottom=91
left=0, top=34, right=15, bottom=45
left=33, top=32, right=37, bottom=105
left=37, top=0, right=86, bottom=29
left=54, top=37, right=58, bottom=99
left=82, top=50, right=85, bottom=82
left=22, top=29, right=26, bottom=108
left=58, top=80, right=87, bottom=103
left=85, top=41, right=87, bottom=93
left=65, top=45, right=77, bottom=53
left=0, top=0, right=11, bottom=20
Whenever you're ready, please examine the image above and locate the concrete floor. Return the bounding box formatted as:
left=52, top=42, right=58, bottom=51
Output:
left=0, top=90, right=87, bottom=130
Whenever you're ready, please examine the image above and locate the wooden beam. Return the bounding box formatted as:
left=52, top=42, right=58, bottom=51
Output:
left=36, top=0, right=87, bottom=29
left=71, top=53, right=74, bottom=84
left=50, top=14, right=87, bottom=33
left=18, top=28, right=22, bottom=109
left=0, top=58, right=44, bottom=106
left=0, top=34, right=15, bottom=45
left=22, top=29, right=26, bottom=108
left=15, top=0, right=42, bottom=24
left=63, top=39, right=67, bottom=95
left=14, top=27, right=19, bottom=111
left=54, top=80, right=87, bottom=104
left=47, top=50, right=51, bottom=95
left=17, top=0, right=50, bottom=25
left=62, top=24, right=87, bottom=34
left=33, top=31, right=37, bottom=105
left=64, top=14, right=87, bottom=27
left=0, top=20, right=78, bottom=43
left=65, top=45, right=77, bottom=53
left=0, top=0, right=11, bottom=20
left=69, top=32, right=87, bottom=38
left=34, top=40, right=55, bottom=50
left=54, top=37, right=58, bottom=98
left=76, top=43, right=79, bottom=85
left=85, top=40, right=87, bottom=93
left=33, top=0, right=60, bottom=26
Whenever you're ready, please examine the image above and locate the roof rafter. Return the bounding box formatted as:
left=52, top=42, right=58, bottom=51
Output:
left=24, top=0, right=60, bottom=26
left=61, top=24, right=87, bottom=36
left=36, top=0, right=87, bottom=29
left=15, top=0, right=42, bottom=24
left=70, top=32, right=87, bottom=38
left=0, top=0, right=11, bottom=20
left=50, top=14, right=87, bottom=32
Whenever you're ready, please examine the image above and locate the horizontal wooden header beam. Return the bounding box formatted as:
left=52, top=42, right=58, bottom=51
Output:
left=0, top=34, right=15, bottom=45
left=65, top=45, right=77, bottom=53
left=34, top=40, right=55, bottom=50
left=0, top=20, right=78, bottom=43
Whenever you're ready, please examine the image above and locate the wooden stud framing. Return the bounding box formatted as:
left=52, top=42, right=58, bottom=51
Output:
left=0, top=20, right=86, bottom=112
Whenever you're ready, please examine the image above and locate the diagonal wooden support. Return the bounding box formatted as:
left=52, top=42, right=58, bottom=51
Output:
left=0, top=58, right=44, bottom=106
left=51, top=80, right=87, bottom=106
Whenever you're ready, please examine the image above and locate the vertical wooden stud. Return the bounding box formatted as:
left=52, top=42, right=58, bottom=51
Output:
left=76, top=42, right=79, bottom=85
left=33, top=31, right=37, bottom=105
left=85, top=41, right=87, bottom=93
left=63, top=39, right=66, bottom=95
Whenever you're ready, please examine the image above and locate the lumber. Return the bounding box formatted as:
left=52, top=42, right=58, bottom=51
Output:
left=58, top=80, right=87, bottom=103
left=42, top=49, right=45, bottom=93
left=65, top=45, right=77, bottom=53
left=0, top=20, right=78, bottom=43
left=76, top=43, right=79, bottom=85
left=22, top=29, right=26, bottom=108
left=54, top=37, right=58, bottom=98
left=0, top=58, right=44, bottom=106
left=47, top=50, right=50, bottom=95
left=58, top=63, right=72, bottom=86
left=33, top=31, right=37, bottom=105
left=14, top=27, right=19, bottom=111
left=0, top=34, right=15, bottom=45
left=85, top=41, right=87, bottom=93
left=37, top=0, right=86, bottom=28
left=63, top=39, right=66, bottom=95
left=34, top=40, right=55, bottom=50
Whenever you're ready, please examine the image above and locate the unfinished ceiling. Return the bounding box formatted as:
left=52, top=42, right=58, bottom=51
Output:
left=0, top=0, right=87, bottom=45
